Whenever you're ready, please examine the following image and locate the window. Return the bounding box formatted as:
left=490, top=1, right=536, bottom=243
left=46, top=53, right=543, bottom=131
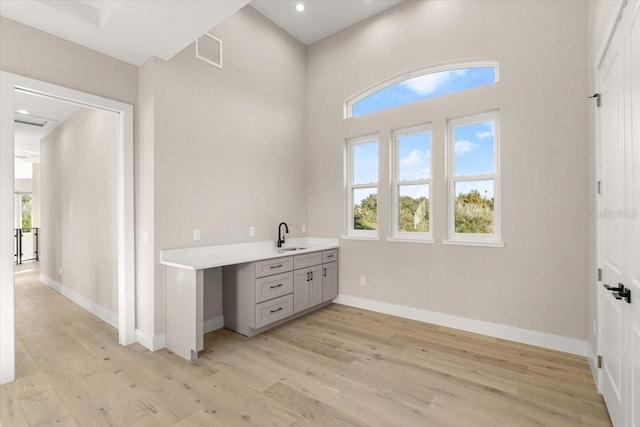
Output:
left=447, top=112, right=501, bottom=244
left=346, top=63, right=498, bottom=118
left=391, top=125, right=432, bottom=241
left=21, top=193, right=32, bottom=231
left=347, top=135, right=378, bottom=237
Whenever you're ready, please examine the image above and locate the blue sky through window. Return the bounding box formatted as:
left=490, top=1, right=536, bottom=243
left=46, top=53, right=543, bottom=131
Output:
left=352, top=67, right=496, bottom=117
left=352, top=141, right=378, bottom=185
left=453, top=119, right=495, bottom=198
left=397, top=131, right=430, bottom=181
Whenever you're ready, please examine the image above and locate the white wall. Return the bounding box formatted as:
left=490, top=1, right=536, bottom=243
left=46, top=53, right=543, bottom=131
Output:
left=40, top=107, right=119, bottom=315
left=307, top=0, right=589, bottom=341
left=139, top=6, right=308, bottom=335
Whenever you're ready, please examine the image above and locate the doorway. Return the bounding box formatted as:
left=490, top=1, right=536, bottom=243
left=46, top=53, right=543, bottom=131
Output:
left=0, top=72, right=135, bottom=385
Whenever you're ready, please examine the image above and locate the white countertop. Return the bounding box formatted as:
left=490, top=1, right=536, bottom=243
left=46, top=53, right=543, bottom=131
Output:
left=160, top=237, right=339, bottom=270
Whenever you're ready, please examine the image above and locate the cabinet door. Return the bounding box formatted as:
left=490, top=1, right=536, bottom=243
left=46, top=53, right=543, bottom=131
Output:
left=309, top=265, right=323, bottom=307
left=322, top=262, right=338, bottom=302
left=293, top=268, right=310, bottom=313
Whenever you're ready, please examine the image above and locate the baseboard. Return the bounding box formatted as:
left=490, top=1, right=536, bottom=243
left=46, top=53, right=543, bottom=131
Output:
left=39, top=273, right=118, bottom=329
left=135, top=329, right=166, bottom=352
left=204, top=316, right=224, bottom=334
left=587, top=343, right=601, bottom=392
left=334, top=294, right=588, bottom=356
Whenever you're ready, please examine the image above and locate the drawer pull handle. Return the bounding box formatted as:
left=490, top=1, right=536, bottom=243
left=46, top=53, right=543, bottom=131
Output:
left=323, top=267, right=326, bottom=277
left=270, top=284, right=283, bottom=289
left=270, top=307, right=283, bottom=313
left=310, top=271, right=313, bottom=280
left=327, top=254, right=334, bottom=258
left=270, top=264, right=283, bottom=269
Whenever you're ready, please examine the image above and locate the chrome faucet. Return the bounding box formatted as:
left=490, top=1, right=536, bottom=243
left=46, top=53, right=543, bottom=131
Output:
left=277, top=222, right=289, bottom=248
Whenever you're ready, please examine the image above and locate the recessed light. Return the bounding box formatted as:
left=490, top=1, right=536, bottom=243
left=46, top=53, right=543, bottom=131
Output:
left=17, top=109, right=29, bottom=115
left=296, top=3, right=305, bottom=12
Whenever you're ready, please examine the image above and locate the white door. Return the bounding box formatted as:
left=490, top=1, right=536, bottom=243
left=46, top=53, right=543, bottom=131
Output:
left=627, top=2, right=640, bottom=426
left=598, top=2, right=640, bottom=426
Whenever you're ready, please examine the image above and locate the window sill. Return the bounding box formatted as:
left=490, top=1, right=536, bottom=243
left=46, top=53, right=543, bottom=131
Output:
left=386, top=237, right=435, bottom=244
left=340, top=235, right=380, bottom=242
left=442, top=239, right=505, bottom=248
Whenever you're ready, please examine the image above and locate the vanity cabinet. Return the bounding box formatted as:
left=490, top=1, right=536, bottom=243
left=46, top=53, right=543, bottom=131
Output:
left=223, top=249, right=338, bottom=337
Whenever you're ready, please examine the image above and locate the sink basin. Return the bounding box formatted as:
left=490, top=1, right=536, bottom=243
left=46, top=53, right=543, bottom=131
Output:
left=279, top=247, right=307, bottom=252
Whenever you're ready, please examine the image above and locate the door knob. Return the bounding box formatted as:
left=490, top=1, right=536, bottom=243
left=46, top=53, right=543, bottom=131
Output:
left=604, top=283, right=624, bottom=292
left=614, top=288, right=631, bottom=304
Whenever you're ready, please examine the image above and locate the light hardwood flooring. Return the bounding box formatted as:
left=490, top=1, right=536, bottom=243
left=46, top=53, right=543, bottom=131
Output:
left=1, top=264, right=611, bottom=426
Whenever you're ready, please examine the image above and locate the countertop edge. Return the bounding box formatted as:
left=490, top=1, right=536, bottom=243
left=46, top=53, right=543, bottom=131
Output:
left=160, top=239, right=339, bottom=271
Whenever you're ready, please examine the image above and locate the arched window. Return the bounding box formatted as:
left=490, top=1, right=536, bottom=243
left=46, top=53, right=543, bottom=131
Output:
left=346, top=62, right=498, bottom=118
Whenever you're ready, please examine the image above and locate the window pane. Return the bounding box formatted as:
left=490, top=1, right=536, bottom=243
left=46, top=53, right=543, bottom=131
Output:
left=352, top=67, right=496, bottom=117
left=353, top=188, right=377, bottom=230
left=21, top=194, right=32, bottom=231
left=397, top=131, right=430, bottom=181
left=454, top=120, right=495, bottom=176
left=454, top=180, right=494, bottom=233
left=398, top=184, right=429, bottom=232
left=352, top=141, right=378, bottom=185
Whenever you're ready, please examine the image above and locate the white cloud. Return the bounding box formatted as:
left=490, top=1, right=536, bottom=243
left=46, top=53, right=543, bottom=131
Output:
left=475, top=131, right=493, bottom=139
left=401, top=69, right=467, bottom=96
left=455, top=140, right=478, bottom=156
left=399, top=150, right=430, bottom=180
left=400, top=149, right=424, bottom=167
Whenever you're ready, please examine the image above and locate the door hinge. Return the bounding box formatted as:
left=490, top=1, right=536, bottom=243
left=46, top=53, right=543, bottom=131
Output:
left=597, top=268, right=602, bottom=281
left=597, top=181, right=604, bottom=194
left=598, top=355, right=602, bottom=368
left=589, top=93, right=601, bottom=107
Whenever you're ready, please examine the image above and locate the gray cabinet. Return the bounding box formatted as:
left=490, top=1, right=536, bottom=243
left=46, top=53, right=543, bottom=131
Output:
left=322, top=260, right=338, bottom=302
left=223, top=249, right=338, bottom=337
left=293, top=265, right=322, bottom=313
left=223, top=256, right=294, bottom=336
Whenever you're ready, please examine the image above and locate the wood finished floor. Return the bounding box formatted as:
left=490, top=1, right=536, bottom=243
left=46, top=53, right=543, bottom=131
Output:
left=1, top=264, right=611, bottom=426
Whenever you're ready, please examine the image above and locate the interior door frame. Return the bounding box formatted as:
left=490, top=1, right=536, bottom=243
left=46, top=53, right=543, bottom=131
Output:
left=595, top=0, right=631, bottom=397
left=0, top=72, right=135, bottom=385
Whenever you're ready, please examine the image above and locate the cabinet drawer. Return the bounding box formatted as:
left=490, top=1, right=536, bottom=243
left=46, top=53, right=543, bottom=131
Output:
left=293, top=252, right=322, bottom=269
left=255, top=272, right=293, bottom=303
left=322, top=249, right=338, bottom=263
left=255, top=294, right=293, bottom=329
left=255, top=257, right=293, bottom=278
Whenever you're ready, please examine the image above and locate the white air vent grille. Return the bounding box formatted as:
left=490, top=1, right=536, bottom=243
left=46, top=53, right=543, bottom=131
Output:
left=15, top=113, right=48, bottom=127
left=195, top=33, right=222, bottom=69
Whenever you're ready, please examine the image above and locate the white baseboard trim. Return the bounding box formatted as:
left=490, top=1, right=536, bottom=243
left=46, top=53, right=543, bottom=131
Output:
left=135, top=329, right=166, bottom=352
left=204, top=316, right=224, bottom=334
left=39, top=273, right=118, bottom=329
left=587, top=343, right=601, bottom=392
left=334, top=294, right=588, bottom=356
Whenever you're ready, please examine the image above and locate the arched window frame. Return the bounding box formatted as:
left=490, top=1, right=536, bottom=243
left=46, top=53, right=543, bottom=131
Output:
left=344, top=60, right=500, bottom=119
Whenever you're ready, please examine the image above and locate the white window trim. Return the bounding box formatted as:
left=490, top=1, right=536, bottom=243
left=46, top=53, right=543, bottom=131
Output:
left=391, top=124, right=433, bottom=241
left=345, top=59, right=500, bottom=118
left=346, top=134, right=379, bottom=238
left=447, top=111, right=502, bottom=243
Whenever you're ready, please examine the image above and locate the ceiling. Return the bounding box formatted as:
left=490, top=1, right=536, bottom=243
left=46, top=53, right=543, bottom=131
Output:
left=251, top=1, right=402, bottom=45
left=0, top=1, right=402, bottom=66
left=0, top=0, right=250, bottom=65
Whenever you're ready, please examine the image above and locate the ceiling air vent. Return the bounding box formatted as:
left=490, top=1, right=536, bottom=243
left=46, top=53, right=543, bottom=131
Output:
left=15, top=113, right=48, bottom=127
left=195, top=33, right=222, bottom=69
